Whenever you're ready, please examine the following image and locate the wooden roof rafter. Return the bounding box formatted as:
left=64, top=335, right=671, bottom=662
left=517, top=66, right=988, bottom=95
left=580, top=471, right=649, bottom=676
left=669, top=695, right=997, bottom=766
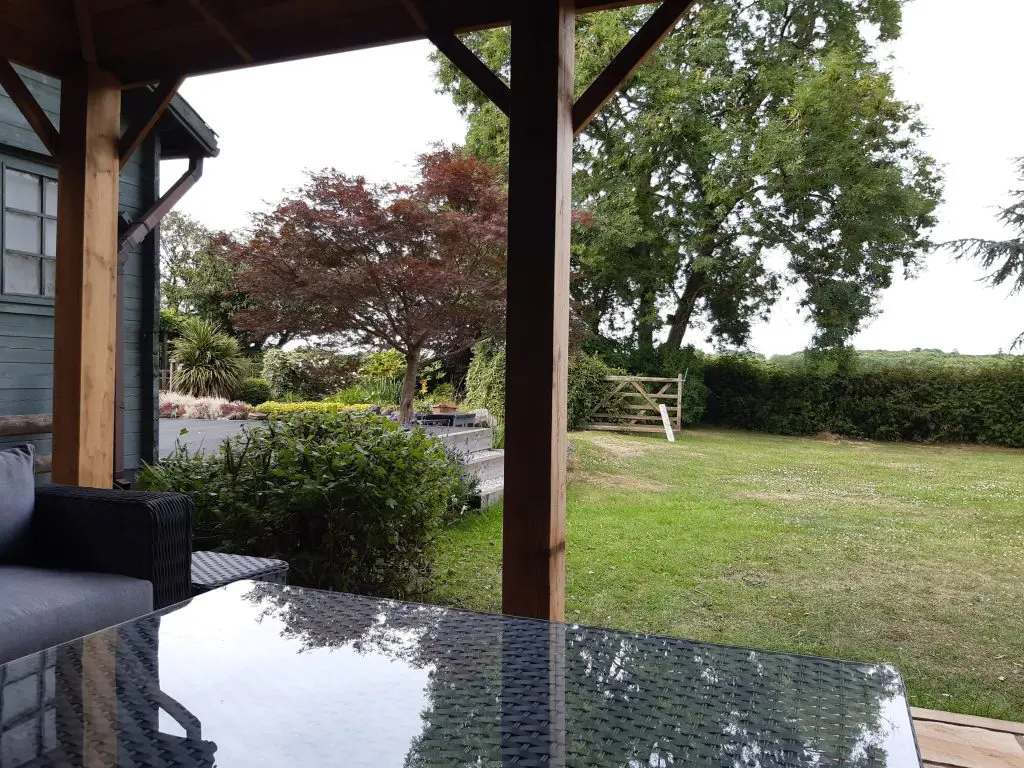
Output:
left=0, top=0, right=663, bottom=87
left=73, top=0, right=98, bottom=65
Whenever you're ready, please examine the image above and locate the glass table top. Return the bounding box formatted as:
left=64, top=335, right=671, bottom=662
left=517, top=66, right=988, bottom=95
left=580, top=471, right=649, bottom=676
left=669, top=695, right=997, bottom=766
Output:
left=0, top=581, right=920, bottom=767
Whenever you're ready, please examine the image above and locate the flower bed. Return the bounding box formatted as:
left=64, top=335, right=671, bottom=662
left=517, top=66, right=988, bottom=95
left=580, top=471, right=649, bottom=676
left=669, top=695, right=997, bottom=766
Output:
left=160, top=392, right=252, bottom=420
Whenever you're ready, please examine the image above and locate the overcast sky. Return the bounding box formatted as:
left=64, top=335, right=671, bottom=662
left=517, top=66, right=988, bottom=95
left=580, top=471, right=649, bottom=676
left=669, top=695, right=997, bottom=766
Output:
left=164, top=0, right=1024, bottom=356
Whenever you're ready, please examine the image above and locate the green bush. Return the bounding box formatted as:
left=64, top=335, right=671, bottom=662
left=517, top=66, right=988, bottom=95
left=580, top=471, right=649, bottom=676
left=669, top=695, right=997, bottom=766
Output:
left=358, top=349, right=407, bottom=380
left=466, top=341, right=506, bottom=424
left=262, top=348, right=360, bottom=401
left=170, top=317, right=247, bottom=398
left=255, top=401, right=373, bottom=417
left=467, top=342, right=624, bottom=430
left=703, top=356, right=1024, bottom=447
left=138, top=412, right=472, bottom=598
left=567, top=353, right=619, bottom=430
left=237, top=377, right=272, bottom=406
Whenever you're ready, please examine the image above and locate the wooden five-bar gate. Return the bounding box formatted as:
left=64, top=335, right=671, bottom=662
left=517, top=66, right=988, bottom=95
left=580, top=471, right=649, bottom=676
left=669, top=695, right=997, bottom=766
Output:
left=591, top=373, right=687, bottom=434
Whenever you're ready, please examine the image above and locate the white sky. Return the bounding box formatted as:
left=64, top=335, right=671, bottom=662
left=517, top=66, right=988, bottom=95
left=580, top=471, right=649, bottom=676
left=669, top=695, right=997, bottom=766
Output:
left=164, top=0, right=1024, bottom=356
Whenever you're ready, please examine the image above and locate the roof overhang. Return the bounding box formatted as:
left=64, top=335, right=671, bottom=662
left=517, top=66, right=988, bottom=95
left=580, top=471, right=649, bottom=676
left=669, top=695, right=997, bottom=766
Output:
left=0, top=0, right=654, bottom=87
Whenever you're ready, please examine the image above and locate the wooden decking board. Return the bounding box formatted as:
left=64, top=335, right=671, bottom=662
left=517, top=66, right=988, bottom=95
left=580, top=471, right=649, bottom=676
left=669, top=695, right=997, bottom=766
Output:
left=913, top=707, right=1024, bottom=736
left=914, top=710, right=1024, bottom=768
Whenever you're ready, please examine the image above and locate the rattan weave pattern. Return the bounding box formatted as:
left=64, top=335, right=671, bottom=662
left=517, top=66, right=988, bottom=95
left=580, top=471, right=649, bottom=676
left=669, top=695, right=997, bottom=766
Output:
left=0, top=583, right=920, bottom=767
left=190, top=551, right=288, bottom=594
left=31, top=486, right=193, bottom=610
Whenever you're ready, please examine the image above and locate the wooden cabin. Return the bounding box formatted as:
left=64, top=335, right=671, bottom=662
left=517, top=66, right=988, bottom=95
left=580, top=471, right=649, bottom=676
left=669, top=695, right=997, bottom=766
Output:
left=0, top=65, right=218, bottom=479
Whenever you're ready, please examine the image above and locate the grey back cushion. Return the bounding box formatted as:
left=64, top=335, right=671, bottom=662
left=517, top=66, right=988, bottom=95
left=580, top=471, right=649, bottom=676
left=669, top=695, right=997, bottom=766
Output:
left=0, top=444, right=35, bottom=562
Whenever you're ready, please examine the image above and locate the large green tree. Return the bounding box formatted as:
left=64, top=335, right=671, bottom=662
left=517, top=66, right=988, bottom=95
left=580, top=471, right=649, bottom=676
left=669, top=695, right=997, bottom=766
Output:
left=160, top=211, right=289, bottom=352
left=435, top=0, right=942, bottom=357
left=947, top=158, right=1024, bottom=348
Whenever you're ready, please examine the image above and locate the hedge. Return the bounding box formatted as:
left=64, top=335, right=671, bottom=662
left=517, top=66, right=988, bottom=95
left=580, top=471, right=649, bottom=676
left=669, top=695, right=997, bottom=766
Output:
left=703, top=356, right=1024, bottom=447
left=466, top=342, right=623, bottom=430
left=255, top=401, right=373, bottom=417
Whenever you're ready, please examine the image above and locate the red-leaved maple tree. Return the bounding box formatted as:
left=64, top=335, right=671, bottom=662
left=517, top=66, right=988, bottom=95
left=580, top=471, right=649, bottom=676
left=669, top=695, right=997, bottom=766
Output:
left=228, top=149, right=507, bottom=422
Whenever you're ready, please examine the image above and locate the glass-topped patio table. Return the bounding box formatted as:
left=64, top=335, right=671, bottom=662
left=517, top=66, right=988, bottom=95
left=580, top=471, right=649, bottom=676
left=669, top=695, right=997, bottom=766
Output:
left=0, top=581, right=921, bottom=767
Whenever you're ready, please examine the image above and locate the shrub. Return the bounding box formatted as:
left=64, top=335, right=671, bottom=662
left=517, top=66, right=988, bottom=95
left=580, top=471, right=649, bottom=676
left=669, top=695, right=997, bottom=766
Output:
left=430, top=382, right=457, bottom=405
left=262, top=348, right=360, bottom=401
left=159, top=392, right=250, bottom=419
left=237, top=377, right=272, bottom=406
left=703, top=356, right=1024, bottom=447
left=170, top=317, right=247, bottom=398
left=254, top=401, right=374, bottom=417
left=465, top=341, right=506, bottom=424
left=358, top=377, right=403, bottom=406
left=137, top=412, right=472, bottom=598
left=358, top=349, right=407, bottom=381
left=567, top=353, right=619, bottom=430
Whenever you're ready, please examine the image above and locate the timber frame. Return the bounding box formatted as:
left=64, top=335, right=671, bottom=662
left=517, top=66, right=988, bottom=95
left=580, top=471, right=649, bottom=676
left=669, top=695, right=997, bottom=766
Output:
left=0, top=0, right=693, bottom=622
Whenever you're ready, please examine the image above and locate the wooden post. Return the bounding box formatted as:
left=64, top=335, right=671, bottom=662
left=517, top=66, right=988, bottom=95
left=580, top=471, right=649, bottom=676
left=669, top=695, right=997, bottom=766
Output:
left=502, top=0, right=574, bottom=621
left=676, top=373, right=683, bottom=431
left=52, top=66, right=121, bottom=488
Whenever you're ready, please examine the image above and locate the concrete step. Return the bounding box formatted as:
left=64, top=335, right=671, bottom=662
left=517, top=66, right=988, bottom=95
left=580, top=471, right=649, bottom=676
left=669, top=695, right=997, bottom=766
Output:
left=433, top=427, right=494, bottom=457
left=475, top=476, right=504, bottom=509
left=464, top=449, right=504, bottom=484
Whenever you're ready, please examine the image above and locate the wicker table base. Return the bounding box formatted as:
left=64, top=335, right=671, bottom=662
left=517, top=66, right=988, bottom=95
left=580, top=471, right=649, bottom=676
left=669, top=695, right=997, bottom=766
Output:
left=190, top=551, right=289, bottom=595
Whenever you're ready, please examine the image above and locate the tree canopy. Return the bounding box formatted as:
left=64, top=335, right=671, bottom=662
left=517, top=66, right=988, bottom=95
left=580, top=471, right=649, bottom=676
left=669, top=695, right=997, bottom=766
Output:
left=435, top=0, right=942, bottom=364
left=160, top=211, right=279, bottom=353
left=228, top=149, right=508, bottom=422
left=947, top=157, right=1024, bottom=348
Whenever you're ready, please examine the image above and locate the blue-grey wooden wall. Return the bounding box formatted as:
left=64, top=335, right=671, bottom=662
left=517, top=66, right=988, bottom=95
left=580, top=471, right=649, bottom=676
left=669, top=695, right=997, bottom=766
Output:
left=0, top=65, right=158, bottom=477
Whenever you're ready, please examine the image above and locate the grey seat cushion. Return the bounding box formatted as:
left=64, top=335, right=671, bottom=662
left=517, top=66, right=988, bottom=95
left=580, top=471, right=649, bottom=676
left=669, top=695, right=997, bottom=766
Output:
left=0, top=566, right=153, bottom=665
left=0, top=444, right=35, bottom=562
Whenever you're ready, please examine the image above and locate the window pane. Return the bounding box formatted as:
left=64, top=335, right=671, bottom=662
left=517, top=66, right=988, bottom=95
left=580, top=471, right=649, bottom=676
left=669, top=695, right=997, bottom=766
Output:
left=5, top=169, right=41, bottom=212
left=5, top=212, right=41, bottom=253
left=43, top=219, right=56, bottom=257
left=42, top=259, right=56, bottom=297
left=4, top=252, right=40, bottom=295
left=44, top=179, right=58, bottom=215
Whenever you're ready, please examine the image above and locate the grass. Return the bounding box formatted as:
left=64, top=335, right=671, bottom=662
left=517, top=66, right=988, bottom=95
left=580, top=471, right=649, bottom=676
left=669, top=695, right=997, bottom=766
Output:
left=430, top=428, right=1024, bottom=721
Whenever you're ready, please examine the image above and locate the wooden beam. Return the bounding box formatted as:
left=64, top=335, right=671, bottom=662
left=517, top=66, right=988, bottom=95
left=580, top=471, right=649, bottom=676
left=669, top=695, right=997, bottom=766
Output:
left=52, top=65, right=121, bottom=488
left=0, top=59, right=61, bottom=156
left=186, top=0, right=254, bottom=64
left=73, top=0, right=98, bottom=65
left=120, top=156, right=203, bottom=253
left=502, top=0, right=574, bottom=622
left=0, top=414, right=53, bottom=437
left=401, top=0, right=511, bottom=117
left=119, top=78, right=184, bottom=169
left=572, top=0, right=695, bottom=135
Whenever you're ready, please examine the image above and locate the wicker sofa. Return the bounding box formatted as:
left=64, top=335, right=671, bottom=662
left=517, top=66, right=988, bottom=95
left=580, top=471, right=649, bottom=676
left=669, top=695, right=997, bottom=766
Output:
left=0, top=445, right=193, bottom=665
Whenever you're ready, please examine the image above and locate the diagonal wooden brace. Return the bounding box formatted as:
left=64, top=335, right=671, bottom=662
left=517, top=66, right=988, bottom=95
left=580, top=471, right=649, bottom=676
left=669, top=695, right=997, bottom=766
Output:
left=0, top=59, right=61, bottom=156
left=572, top=0, right=696, bottom=135
left=120, top=78, right=184, bottom=169
left=402, top=0, right=511, bottom=117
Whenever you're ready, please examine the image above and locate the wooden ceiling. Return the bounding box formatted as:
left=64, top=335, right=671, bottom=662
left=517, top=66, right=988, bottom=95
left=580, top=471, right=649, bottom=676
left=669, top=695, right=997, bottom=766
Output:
left=0, top=0, right=653, bottom=87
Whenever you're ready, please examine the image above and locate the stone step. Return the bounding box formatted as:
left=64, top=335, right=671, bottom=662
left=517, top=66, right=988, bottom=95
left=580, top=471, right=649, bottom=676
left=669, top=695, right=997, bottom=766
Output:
left=464, top=449, right=504, bottom=484
left=475, top=476, right=504, bottom=509
left=431, top=427, right=494, bottom=457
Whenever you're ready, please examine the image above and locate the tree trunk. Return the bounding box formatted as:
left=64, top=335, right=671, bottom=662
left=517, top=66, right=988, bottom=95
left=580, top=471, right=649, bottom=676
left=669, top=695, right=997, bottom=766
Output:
left=636, top=289, right=657, bottom=355
left=664, top=271, right=707, bottom=350
left=400, top=345, right=422, bottom=424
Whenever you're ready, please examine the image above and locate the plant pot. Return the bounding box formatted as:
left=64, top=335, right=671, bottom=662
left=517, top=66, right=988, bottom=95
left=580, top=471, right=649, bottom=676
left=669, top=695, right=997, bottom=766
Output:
left=432, top=405, right=458, bottom=414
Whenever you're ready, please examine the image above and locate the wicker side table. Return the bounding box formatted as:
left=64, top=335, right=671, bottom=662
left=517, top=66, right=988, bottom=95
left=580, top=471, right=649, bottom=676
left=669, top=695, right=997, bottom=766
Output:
left=190, top=551, right=289, bottom=596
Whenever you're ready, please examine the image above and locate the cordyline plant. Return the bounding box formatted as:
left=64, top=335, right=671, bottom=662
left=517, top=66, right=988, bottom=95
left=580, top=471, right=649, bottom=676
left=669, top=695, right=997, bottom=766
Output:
left=225, top=149, right=508, bottom=422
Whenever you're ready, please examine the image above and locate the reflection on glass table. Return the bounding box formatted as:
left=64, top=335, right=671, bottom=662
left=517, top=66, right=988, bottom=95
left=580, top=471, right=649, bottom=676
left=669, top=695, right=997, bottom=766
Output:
left=0, top=581, right=921, bottom=767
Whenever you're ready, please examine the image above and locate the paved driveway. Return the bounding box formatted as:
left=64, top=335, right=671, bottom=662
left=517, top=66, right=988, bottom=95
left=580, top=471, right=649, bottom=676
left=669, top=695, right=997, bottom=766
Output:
left=159, top=419, right=258, bottom=458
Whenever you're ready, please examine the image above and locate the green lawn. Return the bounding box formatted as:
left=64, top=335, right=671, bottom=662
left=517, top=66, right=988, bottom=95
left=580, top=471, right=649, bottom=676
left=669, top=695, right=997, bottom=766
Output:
left=430, top=428, right=1024, bottom=721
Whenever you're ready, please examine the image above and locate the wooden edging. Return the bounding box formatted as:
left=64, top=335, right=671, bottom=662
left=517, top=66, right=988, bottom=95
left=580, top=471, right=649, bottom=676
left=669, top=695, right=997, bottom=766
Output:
left=911, top=707, right=1024, bottom=736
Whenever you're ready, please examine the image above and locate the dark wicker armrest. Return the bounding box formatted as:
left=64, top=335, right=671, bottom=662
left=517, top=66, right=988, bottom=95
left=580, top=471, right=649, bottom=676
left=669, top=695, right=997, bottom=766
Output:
left=31, top=485, right=193, bottom=610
